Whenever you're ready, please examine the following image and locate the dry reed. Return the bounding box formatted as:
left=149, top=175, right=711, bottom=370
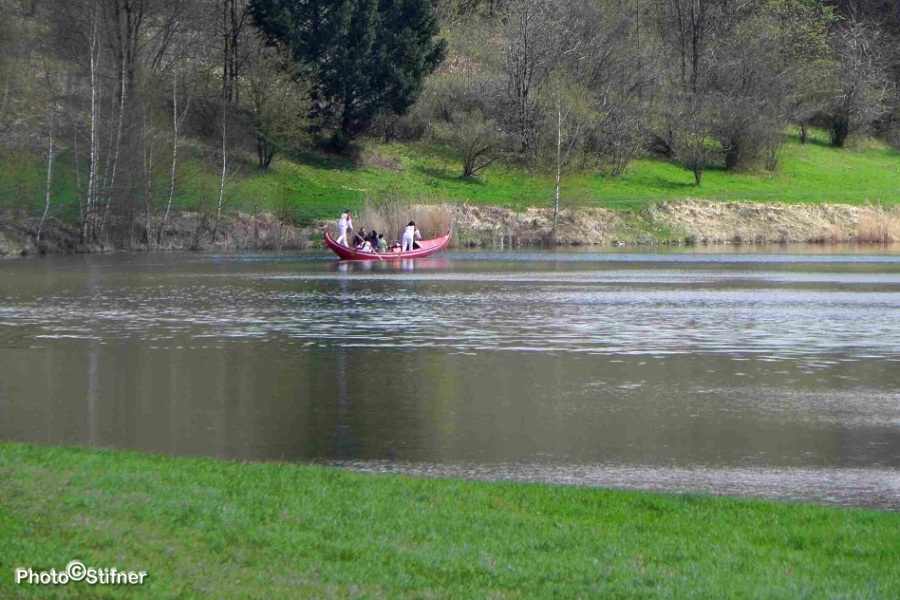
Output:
left=357, top=194, right=452, bottom=243
left=853, top=211, right=899, bottom=243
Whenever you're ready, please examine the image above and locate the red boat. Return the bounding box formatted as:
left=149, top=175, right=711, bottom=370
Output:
left=323, top=228, right=452, bottom=261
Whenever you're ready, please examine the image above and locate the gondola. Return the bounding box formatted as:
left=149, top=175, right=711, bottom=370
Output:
left=323, top=228, right=452, bottom=261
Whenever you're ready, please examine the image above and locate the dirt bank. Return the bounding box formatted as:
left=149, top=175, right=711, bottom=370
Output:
left=0, top=211, right=316, bottom=257
left=2, top=200, right=899, bottom=257
left=449, top=200, right=900, bottom=246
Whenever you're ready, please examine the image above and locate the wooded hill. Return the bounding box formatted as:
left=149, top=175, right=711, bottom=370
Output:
left=0, top=0, right=898, bottom=250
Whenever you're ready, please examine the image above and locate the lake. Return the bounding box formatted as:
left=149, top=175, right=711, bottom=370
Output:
left=1, top=246, right=898, bottom=509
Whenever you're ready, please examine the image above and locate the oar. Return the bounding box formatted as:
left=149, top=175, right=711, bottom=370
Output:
left=354, top=231, right=383, bottom=260
left=367, top=236, right=384, bottom=260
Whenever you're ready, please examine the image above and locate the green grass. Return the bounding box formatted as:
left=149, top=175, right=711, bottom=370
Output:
left=589, top=133, right=900, bottom=208
left=1, top=443, right=898, bottom=599
left=2, top=129, right=898, bottom=228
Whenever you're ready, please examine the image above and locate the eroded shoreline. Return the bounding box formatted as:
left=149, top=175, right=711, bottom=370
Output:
left=2, top=200, right=899, bottom=256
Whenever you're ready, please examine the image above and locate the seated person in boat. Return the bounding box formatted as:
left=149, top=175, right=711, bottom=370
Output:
left=377, top=233, right=389, bottom=252
left=352, top=228, right=372, bottom=252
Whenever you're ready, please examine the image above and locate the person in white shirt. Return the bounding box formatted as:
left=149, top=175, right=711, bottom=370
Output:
left=402, top=221, right=421, bottom=252
left=336, top=209, right=353, bottom=246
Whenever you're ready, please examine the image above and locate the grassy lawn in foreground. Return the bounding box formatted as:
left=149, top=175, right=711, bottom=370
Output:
left=2, top=129, right=898, bottom=226
left=1, top=443, right=898, bottom=599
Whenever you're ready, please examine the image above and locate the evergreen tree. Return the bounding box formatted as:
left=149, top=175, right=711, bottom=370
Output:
left=250, top=0, right=446, bottom=147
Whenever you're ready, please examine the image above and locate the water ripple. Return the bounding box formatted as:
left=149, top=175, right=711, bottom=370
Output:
left=329, top=460, right=900, bottom=510
left=2, top=269, right=900, bottom=359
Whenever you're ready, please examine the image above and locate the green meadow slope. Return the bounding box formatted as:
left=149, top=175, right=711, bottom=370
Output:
left=1, top=130, right=898, bottom=223
left=214, top=130, right=900, bottom=221
left=1, top=129, right=898, bottom=253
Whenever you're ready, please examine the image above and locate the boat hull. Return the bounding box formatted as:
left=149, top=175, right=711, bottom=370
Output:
left=324, top=228, right=451, bottom=261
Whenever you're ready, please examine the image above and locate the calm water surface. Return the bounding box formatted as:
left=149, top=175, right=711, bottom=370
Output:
left=1, top=246, right=899, bottom=509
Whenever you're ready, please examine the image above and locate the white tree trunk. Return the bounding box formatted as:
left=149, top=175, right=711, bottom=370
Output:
left=84, top=14, right=100, bottom=243
left=143, top=110, right=154, bottom=247
left=212, top=96, right=227, bottom=243
left=37, top=109, right=54, bottom=243
left=159, top=68, right=185, bottom=246
left=553, top=102, right=563, bottom=234
left=99, top=51, right=128, bottom=243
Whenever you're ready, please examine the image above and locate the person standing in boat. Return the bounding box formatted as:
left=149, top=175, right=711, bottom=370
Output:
left=402, top=221, right=421, bottom=252
left=336, top=209, right=353, bottom=246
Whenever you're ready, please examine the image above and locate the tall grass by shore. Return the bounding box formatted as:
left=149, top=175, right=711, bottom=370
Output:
left=355, top=194, right=453, bottom=242
left=2, top=443, right=898, bottom=599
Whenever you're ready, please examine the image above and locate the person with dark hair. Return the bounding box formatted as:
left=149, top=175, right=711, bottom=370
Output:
left=377, top=233, right=388, bottom=252
left=351, top=228, right=373, bottom=253
left=402, top=221, right=421, bottom=252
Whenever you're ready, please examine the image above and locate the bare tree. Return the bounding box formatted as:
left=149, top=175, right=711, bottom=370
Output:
left=0, top=1, right=12, bottom=128
left=455, top=110, right=507, bottom=177
left=37, top=106, right=55, bottom=242
left=695, top=1, right=831, bottom=170
left=828, top=16, right=892, bottom=147
left=654, top=0, right=723, bottom=94
left=429, top=74, right=514, bottom=177
left=668, top=95, right=718, bottom=185
left=221, top=0, right=249, bottom=103
left=544, top=81, right=591, bottom=232
left=158, top=66, right=190, bottom=245
left=547, top=0, right=649, bottom=176
left=140, top=106, right=156, bottom=246
left=242, top=36, right=307, bottom=169
left=100, top=0, right=147, bottom=94
left=97, top=43, right=128, bottom=242
left=83, top=6, right=102, bottom=243
left=503, top=0, right=561, bottom=154
left=211, top=92, right=229, bottom=243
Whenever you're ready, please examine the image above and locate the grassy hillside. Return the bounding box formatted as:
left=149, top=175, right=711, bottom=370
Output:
left=1, top=129, right=898, bottom=230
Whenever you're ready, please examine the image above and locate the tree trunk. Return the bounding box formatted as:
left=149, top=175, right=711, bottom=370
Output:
left=0, top=80, right=9, bottom=125
left=143, top=109, right=154, bottom=248
left=159, top=69, right=186, bottom=246
left=831, top=113, right=850, bottom=148
left=98, top=50, right=128, bottom=244
left=222, top=0, right=231, bottom=101
left=37, top=109, right=54, bottom=243
left=212, top=97, right=227, bottom=243
left=230, top=0, right=241, bottom=104
left=83, top=14, right=101, bottom=243
left=553, top=104, right=562, bottom=236
left=221, top=0, right=244, bottom=103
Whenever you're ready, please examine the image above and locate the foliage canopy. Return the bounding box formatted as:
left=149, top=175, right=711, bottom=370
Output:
left=250, top=0, right=447, bottom=147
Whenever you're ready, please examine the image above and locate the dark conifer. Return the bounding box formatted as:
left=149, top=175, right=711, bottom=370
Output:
left=250, top=0, right=446, bottom=148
